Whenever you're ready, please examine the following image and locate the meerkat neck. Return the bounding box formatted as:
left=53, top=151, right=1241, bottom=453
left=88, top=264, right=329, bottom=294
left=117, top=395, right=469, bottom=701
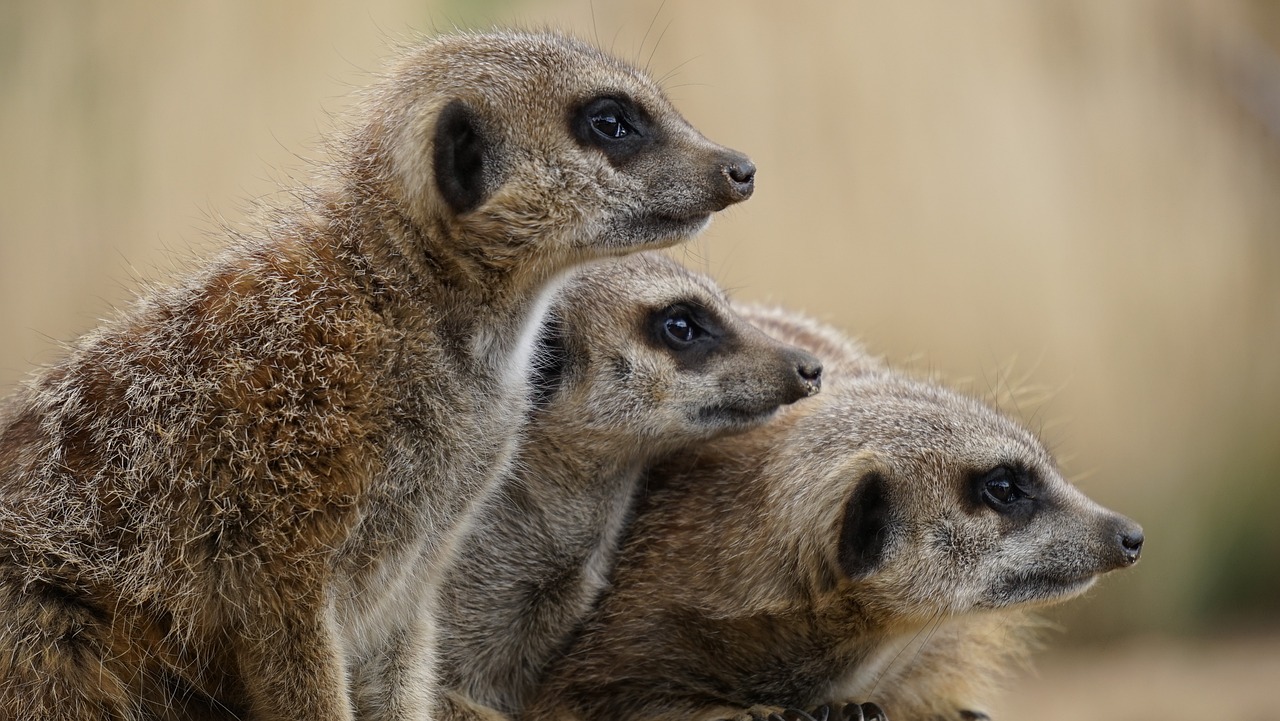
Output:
left=328, top=182, right=564, bottom=376
left=520, top=417, right=655, bottom=496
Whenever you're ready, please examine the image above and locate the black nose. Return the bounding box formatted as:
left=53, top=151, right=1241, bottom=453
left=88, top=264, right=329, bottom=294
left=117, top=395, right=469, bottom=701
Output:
left=781, top=349, right=823, bottom=404
left=797, top=357, right=822, bottom=386
left=727, top=158, right=755, bottom=187
left=1115, top=518, right=1144, bottom=565
left=720, top=152, right=756, bottom=204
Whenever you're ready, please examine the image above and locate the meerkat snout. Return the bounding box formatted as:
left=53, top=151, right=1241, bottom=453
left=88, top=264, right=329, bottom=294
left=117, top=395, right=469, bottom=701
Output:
left=791, top=348, right=823, bottom=395
left=778, top=347, right=824, bottom=403
left=676, top=316, right=824, bottom=427
left=716, top=151, right=757, bottom=206
left=558, top=90, right=756, bottom=248
left=1110, top=515, right=1145, bottom=567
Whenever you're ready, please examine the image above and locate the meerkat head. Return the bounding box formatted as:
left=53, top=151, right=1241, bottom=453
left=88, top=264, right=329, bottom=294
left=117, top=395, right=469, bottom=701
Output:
left=360, top=31, right=754, bottom=285
left=528, top=253, right=822, bottom=452
left=769, top=372, right=1143, bottom=624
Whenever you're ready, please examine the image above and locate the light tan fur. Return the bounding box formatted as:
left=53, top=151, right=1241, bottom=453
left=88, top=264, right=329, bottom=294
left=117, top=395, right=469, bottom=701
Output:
left=526, top=305, right=1142, bottom=721
left=0, top=30, right=755, bottom=721
left=434, top=254, right=823, bottom=721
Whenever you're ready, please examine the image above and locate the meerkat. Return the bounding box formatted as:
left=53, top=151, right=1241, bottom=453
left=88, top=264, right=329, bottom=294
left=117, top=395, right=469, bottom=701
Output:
left=432, top=253, right=823, bottom=721
left=0, top=30, right=756, bottom=721
left=525, top=305, right=1143, bottom=721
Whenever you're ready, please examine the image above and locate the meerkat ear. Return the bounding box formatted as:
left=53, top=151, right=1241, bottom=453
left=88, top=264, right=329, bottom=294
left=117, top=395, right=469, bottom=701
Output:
left=838, top=471, right=890, bottom=580
left=433, top=99, right=489, bottom=215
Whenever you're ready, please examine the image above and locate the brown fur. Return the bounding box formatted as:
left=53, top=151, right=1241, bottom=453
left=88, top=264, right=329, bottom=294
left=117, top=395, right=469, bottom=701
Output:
left=0, top=30, right=754, bottom=721
left=433, top=255, right=823, bottom=721
left=525, top=305, right=1142, bottom=721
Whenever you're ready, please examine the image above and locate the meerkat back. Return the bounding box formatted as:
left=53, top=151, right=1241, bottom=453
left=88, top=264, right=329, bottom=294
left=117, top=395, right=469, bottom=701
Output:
left=0, top=30, right=755, bottom=721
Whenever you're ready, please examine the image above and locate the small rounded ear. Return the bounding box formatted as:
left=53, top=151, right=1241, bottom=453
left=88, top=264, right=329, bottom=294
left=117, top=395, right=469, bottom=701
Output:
left=838, top=471, right=890, bottom=580
left=433, top=99, right=489, bottom=215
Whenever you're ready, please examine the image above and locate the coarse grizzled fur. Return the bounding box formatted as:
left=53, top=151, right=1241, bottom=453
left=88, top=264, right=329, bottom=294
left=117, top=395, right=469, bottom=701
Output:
left=0, top=30, right=755, bottom=721
left=526, top=305, right=1142, bottom=721
left=434, top=253, right=823, bottom=721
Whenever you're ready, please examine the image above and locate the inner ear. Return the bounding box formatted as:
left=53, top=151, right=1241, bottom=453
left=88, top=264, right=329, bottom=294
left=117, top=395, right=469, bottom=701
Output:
left=838, top=471, right=890, bottom=580
left=433, top=99, right=488, bottom=215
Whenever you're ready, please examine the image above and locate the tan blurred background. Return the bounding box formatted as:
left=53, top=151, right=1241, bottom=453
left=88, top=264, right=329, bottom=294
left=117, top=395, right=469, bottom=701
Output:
left=2, top=1, right=1278, bottom=718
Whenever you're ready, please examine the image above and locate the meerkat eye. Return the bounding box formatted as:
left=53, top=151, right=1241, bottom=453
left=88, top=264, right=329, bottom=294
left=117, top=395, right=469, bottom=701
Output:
left=662, top=311, right=702, bottom=347
left=978, top=466, right=1033, bottom=512
left=655, top=304, right=716, bottom=353
left=586, top=99, right=637, bottom=140
left=572, top=96, right=651, bottom=164
left=591, top=108, right=631, bottom=139
left=985, top=475, right=1020, bottom=504
left=665, top=316, right=693, bottom=342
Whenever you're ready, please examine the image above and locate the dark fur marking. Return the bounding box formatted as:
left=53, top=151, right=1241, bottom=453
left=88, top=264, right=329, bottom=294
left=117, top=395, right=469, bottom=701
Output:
left=433, top=100, right=488, bottom=215
left=529, top=311, right=570, bottom=410
left=838, top=472, right=889, bottom=580
left=644, top=301, right=728, bottom=372
left=568, top=94, right=657, bottom=167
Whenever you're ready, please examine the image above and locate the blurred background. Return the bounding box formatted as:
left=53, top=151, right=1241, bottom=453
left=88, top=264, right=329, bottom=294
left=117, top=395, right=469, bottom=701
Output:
left=2, top=1, right=1278, bottom=718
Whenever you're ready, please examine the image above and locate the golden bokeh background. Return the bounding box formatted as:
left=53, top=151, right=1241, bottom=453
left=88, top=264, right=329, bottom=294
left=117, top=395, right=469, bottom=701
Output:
left=2, top=1, right=1278, bottom=718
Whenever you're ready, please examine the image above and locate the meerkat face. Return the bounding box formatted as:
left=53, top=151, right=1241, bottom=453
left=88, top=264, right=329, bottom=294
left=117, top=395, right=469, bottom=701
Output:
left=371, top=31, right=754, bottom=275
left=783, top=374, right=1143, bottom=622
left=529, top=254, right=821, bottom=449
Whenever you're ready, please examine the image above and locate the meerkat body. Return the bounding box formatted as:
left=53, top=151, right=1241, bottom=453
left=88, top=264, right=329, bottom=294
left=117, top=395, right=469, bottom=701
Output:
left=433, top=255, right=823, bottom=721
left=0, top=31, right=755, bottom=721
left=527, top=306, right=1143, bottom=721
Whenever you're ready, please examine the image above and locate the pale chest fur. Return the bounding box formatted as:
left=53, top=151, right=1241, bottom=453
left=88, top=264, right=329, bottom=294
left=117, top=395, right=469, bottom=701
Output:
left=442, top=461, right=643, bottom=712
left=333, top=351, right=530, bottom=661
left=826, top=631, right=928, bottom=703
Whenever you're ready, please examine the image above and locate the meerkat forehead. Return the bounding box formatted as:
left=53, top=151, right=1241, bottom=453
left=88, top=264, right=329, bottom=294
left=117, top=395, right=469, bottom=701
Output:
left=386, top=31, right=677, bottom=132
left=755, top=371, right=1056, bottom=520
left=420, top=31, right=656, bottom=88
left=827, top=373, right=1051, bottom=468
left=560, top=254, right=728, bottom=318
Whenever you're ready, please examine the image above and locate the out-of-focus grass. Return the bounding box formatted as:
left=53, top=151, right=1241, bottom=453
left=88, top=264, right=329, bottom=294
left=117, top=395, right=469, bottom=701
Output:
left=1, top=0, right=1277, bottom=687
left=1191, top=436, right=1280, bottom=629
left=995, top=632, right=1280, bottom=720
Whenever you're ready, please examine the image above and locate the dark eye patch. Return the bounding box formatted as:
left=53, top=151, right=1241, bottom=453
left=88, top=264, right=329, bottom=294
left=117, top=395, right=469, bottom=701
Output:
left=644, top=301, right=726, bottom=370
left=569, top=94, right=654, bottom=165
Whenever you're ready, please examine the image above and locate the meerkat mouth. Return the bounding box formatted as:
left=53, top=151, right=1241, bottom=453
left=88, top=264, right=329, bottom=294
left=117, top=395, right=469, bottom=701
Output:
left=695, top=403, right=780, bottom=428
left=610, top=212, right=713, bottom=250
left=650, top=211, right=713, bottom=229
left=986, top=570, right=1100, bottom=609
